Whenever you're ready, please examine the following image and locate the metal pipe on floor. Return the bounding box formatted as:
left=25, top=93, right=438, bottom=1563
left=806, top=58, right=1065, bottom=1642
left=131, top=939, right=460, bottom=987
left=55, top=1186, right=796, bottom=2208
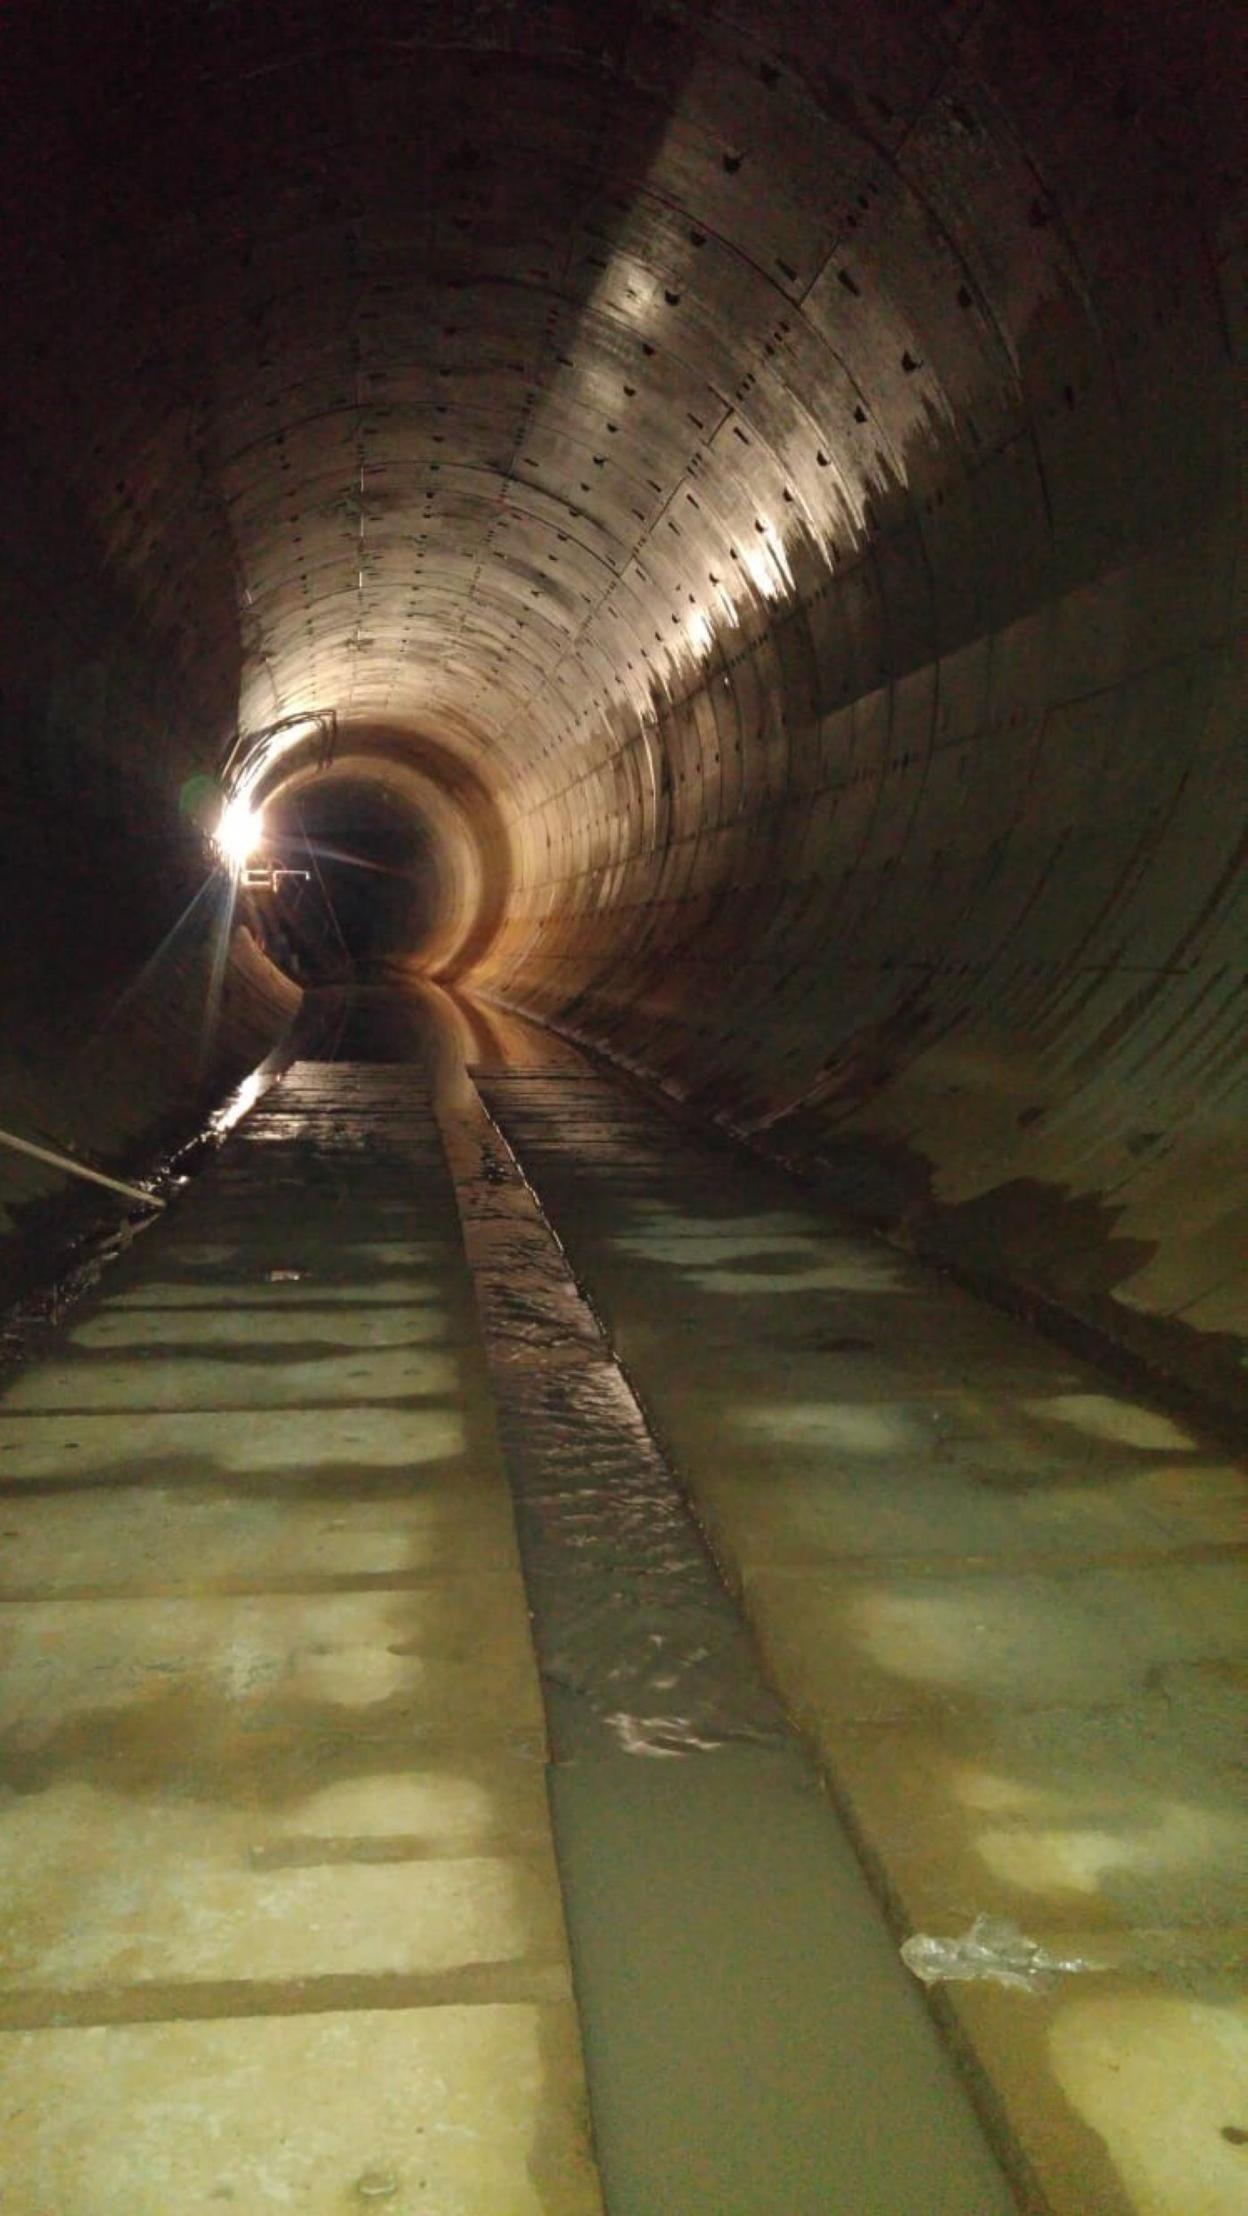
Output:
left=0, top=1125, right=165, bottom=1210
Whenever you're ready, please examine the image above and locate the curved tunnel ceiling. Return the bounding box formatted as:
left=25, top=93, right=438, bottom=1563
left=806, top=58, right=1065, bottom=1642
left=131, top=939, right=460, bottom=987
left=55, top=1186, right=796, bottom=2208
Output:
left=1, top=0, right=1245, bottom=1413
left=10, top=0, right=1228, bottom=784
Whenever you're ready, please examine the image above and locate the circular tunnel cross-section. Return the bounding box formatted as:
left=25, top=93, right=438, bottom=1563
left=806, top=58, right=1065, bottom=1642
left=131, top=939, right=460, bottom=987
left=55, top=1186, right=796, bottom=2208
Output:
left=261, top=776, right=442, bottom=974
left=0, top=0, right=1245, bottom=1415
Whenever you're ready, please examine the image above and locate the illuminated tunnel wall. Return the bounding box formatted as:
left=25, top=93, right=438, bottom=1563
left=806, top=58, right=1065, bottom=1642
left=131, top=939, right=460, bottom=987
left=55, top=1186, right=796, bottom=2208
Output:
left=0, top=0, right=1244, bottom=1413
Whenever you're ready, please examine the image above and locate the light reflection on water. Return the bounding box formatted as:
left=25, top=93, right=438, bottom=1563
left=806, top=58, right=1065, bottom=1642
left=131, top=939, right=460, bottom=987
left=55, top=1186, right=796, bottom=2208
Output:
left=207, top=1066, right=271, bottom=1137
left=457, top=1134, right=790, bottom=1762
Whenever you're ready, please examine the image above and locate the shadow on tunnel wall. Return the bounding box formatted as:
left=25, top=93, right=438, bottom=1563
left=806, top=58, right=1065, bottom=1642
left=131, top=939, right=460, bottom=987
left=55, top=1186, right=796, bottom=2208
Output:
left=0, top=10, right=304, bottom=1265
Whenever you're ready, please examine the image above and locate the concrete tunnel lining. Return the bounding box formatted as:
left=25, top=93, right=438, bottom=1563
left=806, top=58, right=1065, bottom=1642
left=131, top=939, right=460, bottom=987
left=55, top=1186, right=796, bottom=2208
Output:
left=0, top=0, right=1244, bottom=1413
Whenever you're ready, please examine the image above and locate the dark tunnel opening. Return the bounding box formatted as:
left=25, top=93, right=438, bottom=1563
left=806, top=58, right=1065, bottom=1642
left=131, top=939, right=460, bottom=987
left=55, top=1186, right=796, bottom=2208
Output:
left=259, top=778, right=444, bottom=977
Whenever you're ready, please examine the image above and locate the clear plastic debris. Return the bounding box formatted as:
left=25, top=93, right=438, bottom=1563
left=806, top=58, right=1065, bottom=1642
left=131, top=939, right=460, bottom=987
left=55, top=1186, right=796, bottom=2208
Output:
left=354, top=2172, right=399, bottom=2202
left=901, top=1914, right=1101, bottom=1995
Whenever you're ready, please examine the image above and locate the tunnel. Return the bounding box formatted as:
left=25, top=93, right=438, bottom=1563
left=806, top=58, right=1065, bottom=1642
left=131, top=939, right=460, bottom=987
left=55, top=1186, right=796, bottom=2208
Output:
left=0, top=3, right=1244, bottom=2211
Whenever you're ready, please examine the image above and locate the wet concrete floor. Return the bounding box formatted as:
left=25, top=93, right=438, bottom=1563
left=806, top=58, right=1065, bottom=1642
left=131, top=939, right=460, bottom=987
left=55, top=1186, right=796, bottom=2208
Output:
left=465, top=992, right=1248, bottom=2216
left=0, top=978, right=1243, bottom=2214
left=435, top=1031, right=1011, bottom=2213
left=0, top=1052, right=600, bottom=2213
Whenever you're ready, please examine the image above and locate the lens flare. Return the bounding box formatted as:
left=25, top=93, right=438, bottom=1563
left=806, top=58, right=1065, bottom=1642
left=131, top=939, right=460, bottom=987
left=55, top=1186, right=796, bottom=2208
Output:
left=215, top=794, right=263, bottom=872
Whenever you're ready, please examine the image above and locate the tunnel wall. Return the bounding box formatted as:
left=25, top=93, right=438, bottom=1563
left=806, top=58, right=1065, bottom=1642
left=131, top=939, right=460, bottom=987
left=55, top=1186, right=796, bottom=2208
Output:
left=0, top=185, right=299, bottom=1263
left=479, top=10, right=1247, bottom=1418
left=0, top=0, right=1243, bottom=1416
left=0, top=556, right=298, bottom=1272
left=0, top=907, right=298, bottom=1294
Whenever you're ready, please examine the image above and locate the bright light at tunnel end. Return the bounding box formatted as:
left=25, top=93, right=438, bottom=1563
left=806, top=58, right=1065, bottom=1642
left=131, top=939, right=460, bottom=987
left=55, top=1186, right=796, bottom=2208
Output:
left=213, top=792, right=264, bottom=874
left=209, top=709, right=336, bottom=875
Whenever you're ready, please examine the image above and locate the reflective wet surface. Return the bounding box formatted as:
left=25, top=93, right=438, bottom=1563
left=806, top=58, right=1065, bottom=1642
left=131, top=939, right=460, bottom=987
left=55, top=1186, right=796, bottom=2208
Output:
left=0, top=1034, right=602, bottom=2215
left=474, top=1022, right=1248, bottom=2216
left=2, top=977, right=1242, bottom=2214
left=432, top=1003, right=1014, bottom=2213
left=447, top=1118, right=788, bottom=1762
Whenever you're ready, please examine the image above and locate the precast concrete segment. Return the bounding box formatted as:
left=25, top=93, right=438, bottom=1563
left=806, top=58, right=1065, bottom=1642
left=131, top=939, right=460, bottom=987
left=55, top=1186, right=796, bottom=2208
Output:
left=476, top=1047, right=1248, bottom=2216
left=0, top=1061, right=603, bottom=2216
left=430, top=1040, right=1015, bottom=2215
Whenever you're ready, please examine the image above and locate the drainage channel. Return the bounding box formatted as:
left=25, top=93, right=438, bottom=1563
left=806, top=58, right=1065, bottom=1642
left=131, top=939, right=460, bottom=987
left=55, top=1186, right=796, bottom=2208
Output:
left=434, top=1067, right=1016, bottom=2216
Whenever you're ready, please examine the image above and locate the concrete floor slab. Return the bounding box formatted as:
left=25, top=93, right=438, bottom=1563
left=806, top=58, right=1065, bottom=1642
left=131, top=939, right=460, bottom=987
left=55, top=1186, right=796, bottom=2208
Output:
left=740, top=1561, right=1248, bottom=1723
left=0, top=2003, right=602, bottom=2214
left=0, top=1486, right=523, bottom=1594
left=944, top=1975, right=1248, bottom=2216
left=69, top=1306, right=453, bottom=1350
left=682, top=1454, right=1245, bottom=1572
left=127, top=1238, right=463, bottom=1279
left=102, top=1278, right=450, bottom=1307
left=0, top=1584, right=547, bottom=1738
left=2, top=1347, right=463, bottom=1412
left=0, top=1403, right=486, bottom=1488
left=801, top=1693, right=1248, bottom=1934
left=0, top=1785, right=566, bottom=1993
